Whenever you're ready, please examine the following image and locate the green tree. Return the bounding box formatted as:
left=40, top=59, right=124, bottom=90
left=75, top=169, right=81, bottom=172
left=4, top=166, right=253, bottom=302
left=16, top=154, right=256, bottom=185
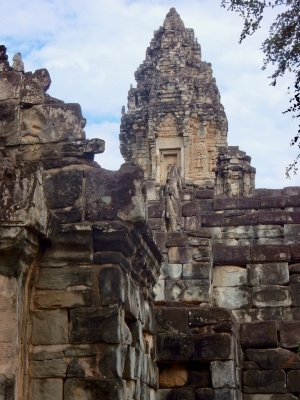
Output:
left=221, top=0, right=300, bottom=177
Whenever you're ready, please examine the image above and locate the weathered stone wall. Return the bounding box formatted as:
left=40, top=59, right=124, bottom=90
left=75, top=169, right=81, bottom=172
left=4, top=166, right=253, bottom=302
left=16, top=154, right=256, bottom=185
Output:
left=0, top=46, right=161, bottom=400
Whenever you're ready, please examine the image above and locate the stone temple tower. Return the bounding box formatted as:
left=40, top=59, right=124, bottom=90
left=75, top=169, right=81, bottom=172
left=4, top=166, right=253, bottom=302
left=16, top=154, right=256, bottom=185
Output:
left=120, top=7, right=228, bottom=186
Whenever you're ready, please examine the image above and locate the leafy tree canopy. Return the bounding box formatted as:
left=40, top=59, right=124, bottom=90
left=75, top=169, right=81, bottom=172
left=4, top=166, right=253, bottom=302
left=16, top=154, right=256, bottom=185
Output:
left=221, top=0, right=300, bottom=177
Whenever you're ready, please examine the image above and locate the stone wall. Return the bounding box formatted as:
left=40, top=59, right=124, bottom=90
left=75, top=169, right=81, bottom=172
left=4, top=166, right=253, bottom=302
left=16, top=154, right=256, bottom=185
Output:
left=0, top=46, right=161, bottom=400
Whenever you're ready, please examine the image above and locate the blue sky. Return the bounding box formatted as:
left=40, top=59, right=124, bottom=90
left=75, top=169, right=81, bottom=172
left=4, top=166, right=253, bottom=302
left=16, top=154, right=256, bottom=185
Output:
left=1, top=0, right=299, bottom=188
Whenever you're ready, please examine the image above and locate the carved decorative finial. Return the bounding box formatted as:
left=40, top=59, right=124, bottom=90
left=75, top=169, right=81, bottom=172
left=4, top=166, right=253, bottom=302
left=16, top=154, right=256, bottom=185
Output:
left=0, top=45, right=8, bottom=61
left=12, top=53, right=24, bottom=72
left=130, top=84, right=133, bottom=89
left=121, top=105, right=125, bottom=115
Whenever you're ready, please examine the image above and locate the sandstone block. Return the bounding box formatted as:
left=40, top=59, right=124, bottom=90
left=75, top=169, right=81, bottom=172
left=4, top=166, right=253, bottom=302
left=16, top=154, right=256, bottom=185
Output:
left=251, top=245, right=290, bottom=262
left=182, top=262, right=211, bottom=280
left=21, top=103, right=85, bottom=143
left=224, top=213, right=257, bottom=227
left=240, top=321, right=278, bottom=348
left=214, top=286, right=251, bottom=309
left=0, top=104, right=19, bottom=145
left=289, top=243, right=300, bottom=261
left=213, top=266, right=247, bottom=287
left=202, top=214, right=225, bottom=227
left=189, top=307, right=233, bottom=327
left=0, top=71, right=21, bottom=101
left=214, top=198, right=237, bottom=210
left=243, top=370, right=286, bottom=393
left=257, top=211, right=287, bottom=225
left=160, top=264, right=182, bottom=280
left=35, top=267, right=94, bottom=290
left=253, top=225, right=284, bottom=239
left=195, top=190, right=214, bottom=199
left=212, top=245, right=251, bottom=265
left=279, top=321, right=300, bottom=348
left=30, top=359, right=68, bottom=378
left=247, top=263, right=289, bottom=286
left=99, top=266, right=125, bottom=306
left=29, top=379, right=63, bottom=400
left=252, top=286, right=291, bottom=308
left=221, top=226, right=254, bottom=240
left=287, top=370, right=300, bottom=392
left=69, top=306, right=120, bottom=344
left=286, top=212, right=300, bottom=224
left=44, top=170, right=82, bottom=209
left=64, top=378, right=125, bottom=400
left=244, top=396, right=297, bottom=400
left=261, top=196, right=285, bottom=209
left=215, top=388, right=241, bottom=400
left=290, top=283, right=300, bottom=306
left=195, top=333, right=234, bottom=361
left=157, top=388, right=194, bottom=400
left=125, top=276, right=139, bottom=320
left=154, top=307, right=189, bottom=336
left=236, top=197, right=261, bottom=209
left=165, top=279, right=211, bottom=303
left=168, top=247, right=193, bottom=264
left=31, top=310, right=68, bottom=345
left=182, top=202, right=198, bottom=217
left=245, top=348, right=300, bottom=370
left=211, top=360, right=236, bottom=388
left=156, top=335, right=194, bottom=361
left=196, top=388, right=214, bottom=400
left=184, top=216, right=200, bottom=231
left=153, top=280, right=165, bottom=302
left=98, top=344, right=126, bottom=379
left=33, top=289, right=92, bottom=309
left=284, top=224, right=300, bottom=242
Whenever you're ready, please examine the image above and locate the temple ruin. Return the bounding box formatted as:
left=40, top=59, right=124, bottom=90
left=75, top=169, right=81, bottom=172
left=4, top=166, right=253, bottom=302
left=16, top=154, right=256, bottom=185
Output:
left=1, top=7, right=300, bottom=400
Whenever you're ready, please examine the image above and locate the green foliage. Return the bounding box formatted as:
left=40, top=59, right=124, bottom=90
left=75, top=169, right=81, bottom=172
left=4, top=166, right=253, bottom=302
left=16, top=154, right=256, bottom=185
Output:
left=221, top=0, right=300, bottom=177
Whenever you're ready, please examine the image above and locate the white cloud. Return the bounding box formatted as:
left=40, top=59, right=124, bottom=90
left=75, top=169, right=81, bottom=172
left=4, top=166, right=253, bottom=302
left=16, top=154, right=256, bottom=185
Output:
left=1, top=0, right=299, bottom=188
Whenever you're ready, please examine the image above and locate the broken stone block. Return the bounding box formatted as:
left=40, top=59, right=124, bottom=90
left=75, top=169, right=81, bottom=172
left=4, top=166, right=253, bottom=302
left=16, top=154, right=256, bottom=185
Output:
left=252, top=286, right=291, bottom=308
left=159, top=364, right=188, bottom=388
left=240, top=321, right=278, bottom=348
left=244, top=370, right=286, bottom=393
left=214, top=286, right=251, bottom=309
left=211, top=360, right=236, bottom=388
left=247, top=263, right=289, bottom=286
left=156, top=335, right=194, bottom=361
left=30, top=378, right=63, bottom=400
left=31, top=310, right=68, bottom=345
left=69, top=306, right=120, bottom=344
left=213, top=266, right=247, bottom=287
left=195, top=333, right=234, bottom=361
left=99, top=266, right=125, bottom=306
left=30, top=359, right=68, bottom=378
left=279, top=321, right=300, bottom=348
left=35, top=267, right=94, bottom=290
left=165, top=279, right=211, bottom=303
